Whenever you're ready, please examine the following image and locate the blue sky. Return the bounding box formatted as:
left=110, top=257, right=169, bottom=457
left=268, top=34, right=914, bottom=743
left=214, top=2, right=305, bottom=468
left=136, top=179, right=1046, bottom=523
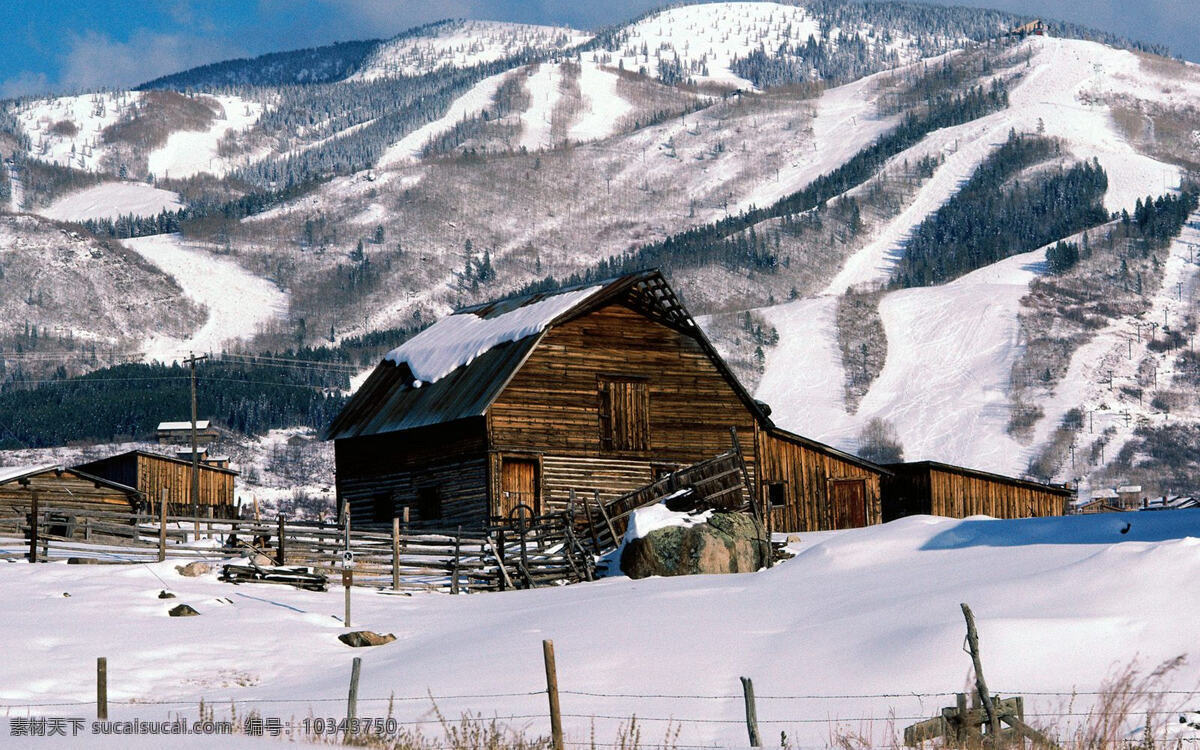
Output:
left=3, top=0, right=1196, bottom=97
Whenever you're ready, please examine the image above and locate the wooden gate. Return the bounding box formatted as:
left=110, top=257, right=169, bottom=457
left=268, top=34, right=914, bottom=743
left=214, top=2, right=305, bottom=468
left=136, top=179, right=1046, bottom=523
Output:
left=829, top=478, right=868, bottom=529
left=499, top=457, right=540, bottom=519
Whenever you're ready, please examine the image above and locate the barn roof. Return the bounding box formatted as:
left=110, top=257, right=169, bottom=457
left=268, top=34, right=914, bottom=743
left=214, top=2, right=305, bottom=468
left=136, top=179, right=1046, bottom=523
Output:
left=0, top=464, right=141, bottom=496
left=324, top=270, right=768, bottom=441
left=75, top=450, right=239, bottom=476
left=886, top=460, right=1075, bottom=496
left=765, top=426, right=891, bottom=476
left=157, top=420, right=211, bottom=431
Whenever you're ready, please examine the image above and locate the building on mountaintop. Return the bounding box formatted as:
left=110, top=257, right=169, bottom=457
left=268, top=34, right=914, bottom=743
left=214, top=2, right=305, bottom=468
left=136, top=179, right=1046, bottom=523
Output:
left=324, top=270, right=890, bottom=533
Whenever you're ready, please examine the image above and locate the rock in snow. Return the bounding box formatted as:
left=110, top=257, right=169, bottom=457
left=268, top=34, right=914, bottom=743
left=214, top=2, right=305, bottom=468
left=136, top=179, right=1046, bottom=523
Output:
left=338, top=631, right=397, bottom=648
left=621, top=510, right=769, bottom=578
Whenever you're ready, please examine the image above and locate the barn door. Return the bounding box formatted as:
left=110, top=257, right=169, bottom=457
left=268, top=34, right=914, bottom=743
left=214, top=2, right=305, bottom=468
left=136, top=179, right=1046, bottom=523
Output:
left=499, top=457, right=540, bottom=520
left=829, top=478, right=868, bottom=529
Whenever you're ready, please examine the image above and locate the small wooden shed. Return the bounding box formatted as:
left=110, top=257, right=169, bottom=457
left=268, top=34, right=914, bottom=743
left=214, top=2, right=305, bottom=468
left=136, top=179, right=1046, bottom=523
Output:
left=156, top=420, right=219, bottom=446
left=75, top=450, right=238, bottom=517
left=0, top=464, right=141, bottom=516
left=882, top=461, right=1073, bottom=521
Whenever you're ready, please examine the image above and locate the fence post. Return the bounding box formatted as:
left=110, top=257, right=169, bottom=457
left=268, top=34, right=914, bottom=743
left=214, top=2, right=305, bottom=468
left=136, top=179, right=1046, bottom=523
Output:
left=392, top=517, right=400, bottom=591
left=97, top=657, right=107, bottom=720
left=594, top=490, right=618, bottom=547
left=542, top=640, right=564, bottom=750
left=451, top=526, right=462, bottom=595
left=158, top=489, right=167, bottom=562
left=276, top=514, right=286, bottom=566
left=347, top=656, right=361, bottom=722
left=27, top=490, right=39, bottom=563
left=741, top=676, right=761, bottom=748
left=961, top=603, right=1001, bottom=740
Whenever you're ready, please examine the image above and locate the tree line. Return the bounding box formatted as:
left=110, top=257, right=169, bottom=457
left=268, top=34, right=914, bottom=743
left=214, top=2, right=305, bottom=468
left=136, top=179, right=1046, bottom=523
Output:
left=894, top=132, right=1110, bottom=287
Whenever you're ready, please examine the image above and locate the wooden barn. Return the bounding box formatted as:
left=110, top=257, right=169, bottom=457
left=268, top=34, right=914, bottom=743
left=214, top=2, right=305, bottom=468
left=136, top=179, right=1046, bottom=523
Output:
left=324, top=270, right=889, bottom=533
left=1009, top=19, right=1047, bottom=36
left=0, top=465, right=142, bottom=516
left=881, top=461, right=1073, bottom=521
left=74, top=450, right=238, bottom=517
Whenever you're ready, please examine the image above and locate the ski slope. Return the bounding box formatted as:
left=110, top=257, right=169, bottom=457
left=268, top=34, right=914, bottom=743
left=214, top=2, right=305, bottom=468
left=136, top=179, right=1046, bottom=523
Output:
left=378, top=70, right=514, bottom=166
left=567, top=63, right=633, bottom=142
left=3, top=512, right=1200, bottom=748
left=146, top=95, right=264, bottom=180
left=122, top=234, right=287, bottom=362
left=517, top=64, right=563, bottom=152
left=36, top=182, right=183, bottom=222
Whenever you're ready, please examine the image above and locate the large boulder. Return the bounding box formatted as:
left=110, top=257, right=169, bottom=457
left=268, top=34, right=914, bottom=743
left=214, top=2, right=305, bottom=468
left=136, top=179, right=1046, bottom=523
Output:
left=175, top=561, right=211, bottom=577
left=620, top=511, right=769, bottom=579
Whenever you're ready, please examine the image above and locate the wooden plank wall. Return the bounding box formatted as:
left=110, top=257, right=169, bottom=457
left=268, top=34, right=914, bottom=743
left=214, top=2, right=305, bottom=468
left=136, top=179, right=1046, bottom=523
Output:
left=538, top=455, right=657, bottom=511
left=927, top=467, right=1067, bottom=518
left=756, top=431, right=882, bottom=532
left=135, top=455, right=235, bottom=511
left=488, top=304, right=760, bottom=467
left=0, top=472, right=137, bottom=516
left=336, top=420, right=490, bottom=530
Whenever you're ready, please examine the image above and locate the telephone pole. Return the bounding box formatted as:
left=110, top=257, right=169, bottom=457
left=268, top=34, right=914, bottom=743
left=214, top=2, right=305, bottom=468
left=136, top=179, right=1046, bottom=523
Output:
left=183, top=353, right=208, bottom=527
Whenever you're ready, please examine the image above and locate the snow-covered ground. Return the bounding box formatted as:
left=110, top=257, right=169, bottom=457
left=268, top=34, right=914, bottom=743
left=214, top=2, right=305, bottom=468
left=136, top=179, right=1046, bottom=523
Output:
left=568, top=63, right=633, bottom=142
left=378, top=70, right=514, bottom=166
left=147, top=95, right=265, bottom=180
left=758, top=35, right=1192, bottom=474
left=352, top=20, right=591, bottom=81
left=13, top=92, right=137, bottom=171
left=591, top=2, right=822, bottom=89
left=4, top=512, right=1200, bottom=748
left=517, top=64, right=563, bottom=152
left=122, top=234, right=287, bottom=362
left=36, top=182, right=183, bottom=222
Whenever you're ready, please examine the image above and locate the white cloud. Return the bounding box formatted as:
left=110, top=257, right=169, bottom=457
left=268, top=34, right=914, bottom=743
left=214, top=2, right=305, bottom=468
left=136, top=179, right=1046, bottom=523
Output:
left=0, top=71, right=52, bottom=99
left=57, top=30, right=244, bottom=92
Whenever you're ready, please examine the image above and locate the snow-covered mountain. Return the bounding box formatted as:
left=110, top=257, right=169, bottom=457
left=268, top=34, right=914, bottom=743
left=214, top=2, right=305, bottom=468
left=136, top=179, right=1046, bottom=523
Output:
left=1, top=1, right=1198, bottom=494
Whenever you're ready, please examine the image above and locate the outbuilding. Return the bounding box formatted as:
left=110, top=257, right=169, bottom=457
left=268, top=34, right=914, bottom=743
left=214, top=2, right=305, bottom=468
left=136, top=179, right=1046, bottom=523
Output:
left=882, top=460, right=1073, bottom=521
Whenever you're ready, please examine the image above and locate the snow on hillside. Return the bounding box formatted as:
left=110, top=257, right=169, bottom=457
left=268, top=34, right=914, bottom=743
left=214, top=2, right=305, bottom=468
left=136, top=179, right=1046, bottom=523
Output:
left=1028, top=213, right=1200, bottom=485
left=568, top=62, right=634, bottom=141
left=378, top=70, right=515, bottom=166
left=146, top=95, right=265, bottom=179
left=758, top=35, right=1193, bottom=475
left=4, top=512, right=1200, bottom=748
left=591, top=2, right=822, bottom=89
left=516, top=63, right=563, bottom=151
left=123, top=234, right=287, bottom=362
left=36, top=181, right=183, bottom=222
left=351, top=20, right=591, bottom=81
left=12, top=92, right=139, bottom=171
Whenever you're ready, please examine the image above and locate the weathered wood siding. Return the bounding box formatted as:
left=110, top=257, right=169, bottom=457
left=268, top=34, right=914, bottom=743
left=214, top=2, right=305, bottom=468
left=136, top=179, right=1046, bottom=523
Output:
left=882, top=463, right=1068, bottom=520
left=135, top=454, right=235, bottom=511
left=0, top=471, right=137, bottom=516
left=755, top=430, right=883, bottom=532
left=336, top=418, right=490, bottom=530
left=487, top=303, right=759, bottom=509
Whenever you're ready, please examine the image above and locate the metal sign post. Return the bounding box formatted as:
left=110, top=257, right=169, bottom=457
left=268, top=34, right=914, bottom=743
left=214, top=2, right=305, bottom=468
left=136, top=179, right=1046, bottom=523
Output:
left=342, top=550, right=354, bottom=627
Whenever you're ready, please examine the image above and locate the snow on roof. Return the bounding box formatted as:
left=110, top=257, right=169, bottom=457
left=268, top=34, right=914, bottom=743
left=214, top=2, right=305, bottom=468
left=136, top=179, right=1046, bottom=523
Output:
left=157, top=420, right=210, bottom=431
left=1090, top=488, right=1119, bottom=499
left=1116, top=485, right=1143, bottom=494
left=0, top=464, right=59, bottom=484
left=384, top=285, right=603, bottom=383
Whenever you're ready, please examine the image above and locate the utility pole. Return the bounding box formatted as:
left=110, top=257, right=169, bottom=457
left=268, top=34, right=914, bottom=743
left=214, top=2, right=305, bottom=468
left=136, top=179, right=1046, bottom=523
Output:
left=183, top=352, right=208, bottom=530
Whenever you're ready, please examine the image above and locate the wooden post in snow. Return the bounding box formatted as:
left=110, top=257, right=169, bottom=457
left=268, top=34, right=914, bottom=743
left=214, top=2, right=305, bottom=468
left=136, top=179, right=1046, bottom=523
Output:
left=741, top=676, right=761, bottom=747
left=391, top=517, right=400, bottom=591
left=158, top=489, right=167, bottom=562
left=276, top=514, right=286, bottom=566
left=961, top=603, right=1001, bottom=741
left=543, top=640, right=564, bottom=750
left=96, top=657, right=108, bottom=720
left=347, top=656, right=361, bottom=722
left=27, top=489, right=39, bottom=564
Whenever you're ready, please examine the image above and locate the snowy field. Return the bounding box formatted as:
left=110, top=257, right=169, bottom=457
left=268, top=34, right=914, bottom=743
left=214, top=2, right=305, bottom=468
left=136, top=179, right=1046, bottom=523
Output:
left=13, top=92, right=137, bottom=171
left=122, top=234, right=287, bottom=362
left=37, top=182, right=183, bottom=222
left=3, top=512, right=1200, bottom=748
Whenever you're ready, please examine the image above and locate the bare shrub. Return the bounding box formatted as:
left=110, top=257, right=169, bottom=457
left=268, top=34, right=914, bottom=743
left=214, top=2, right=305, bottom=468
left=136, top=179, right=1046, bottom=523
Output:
left=857, top=417, right=904, bottom=463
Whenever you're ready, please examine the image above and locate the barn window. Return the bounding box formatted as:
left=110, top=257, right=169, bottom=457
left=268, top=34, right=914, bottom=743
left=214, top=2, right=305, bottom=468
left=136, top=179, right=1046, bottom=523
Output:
left=767, top=482, right=788, bottom=508
left=598, top=376, right=650, bottom=451
left=371, top=492, right=394, bottom=523
left=417, top=486, right=443, bottom=521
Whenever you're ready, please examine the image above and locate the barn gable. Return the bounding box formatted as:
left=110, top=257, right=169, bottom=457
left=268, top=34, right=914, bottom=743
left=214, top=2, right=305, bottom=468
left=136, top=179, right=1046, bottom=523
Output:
left=323, top=270, right=768, bottom=442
